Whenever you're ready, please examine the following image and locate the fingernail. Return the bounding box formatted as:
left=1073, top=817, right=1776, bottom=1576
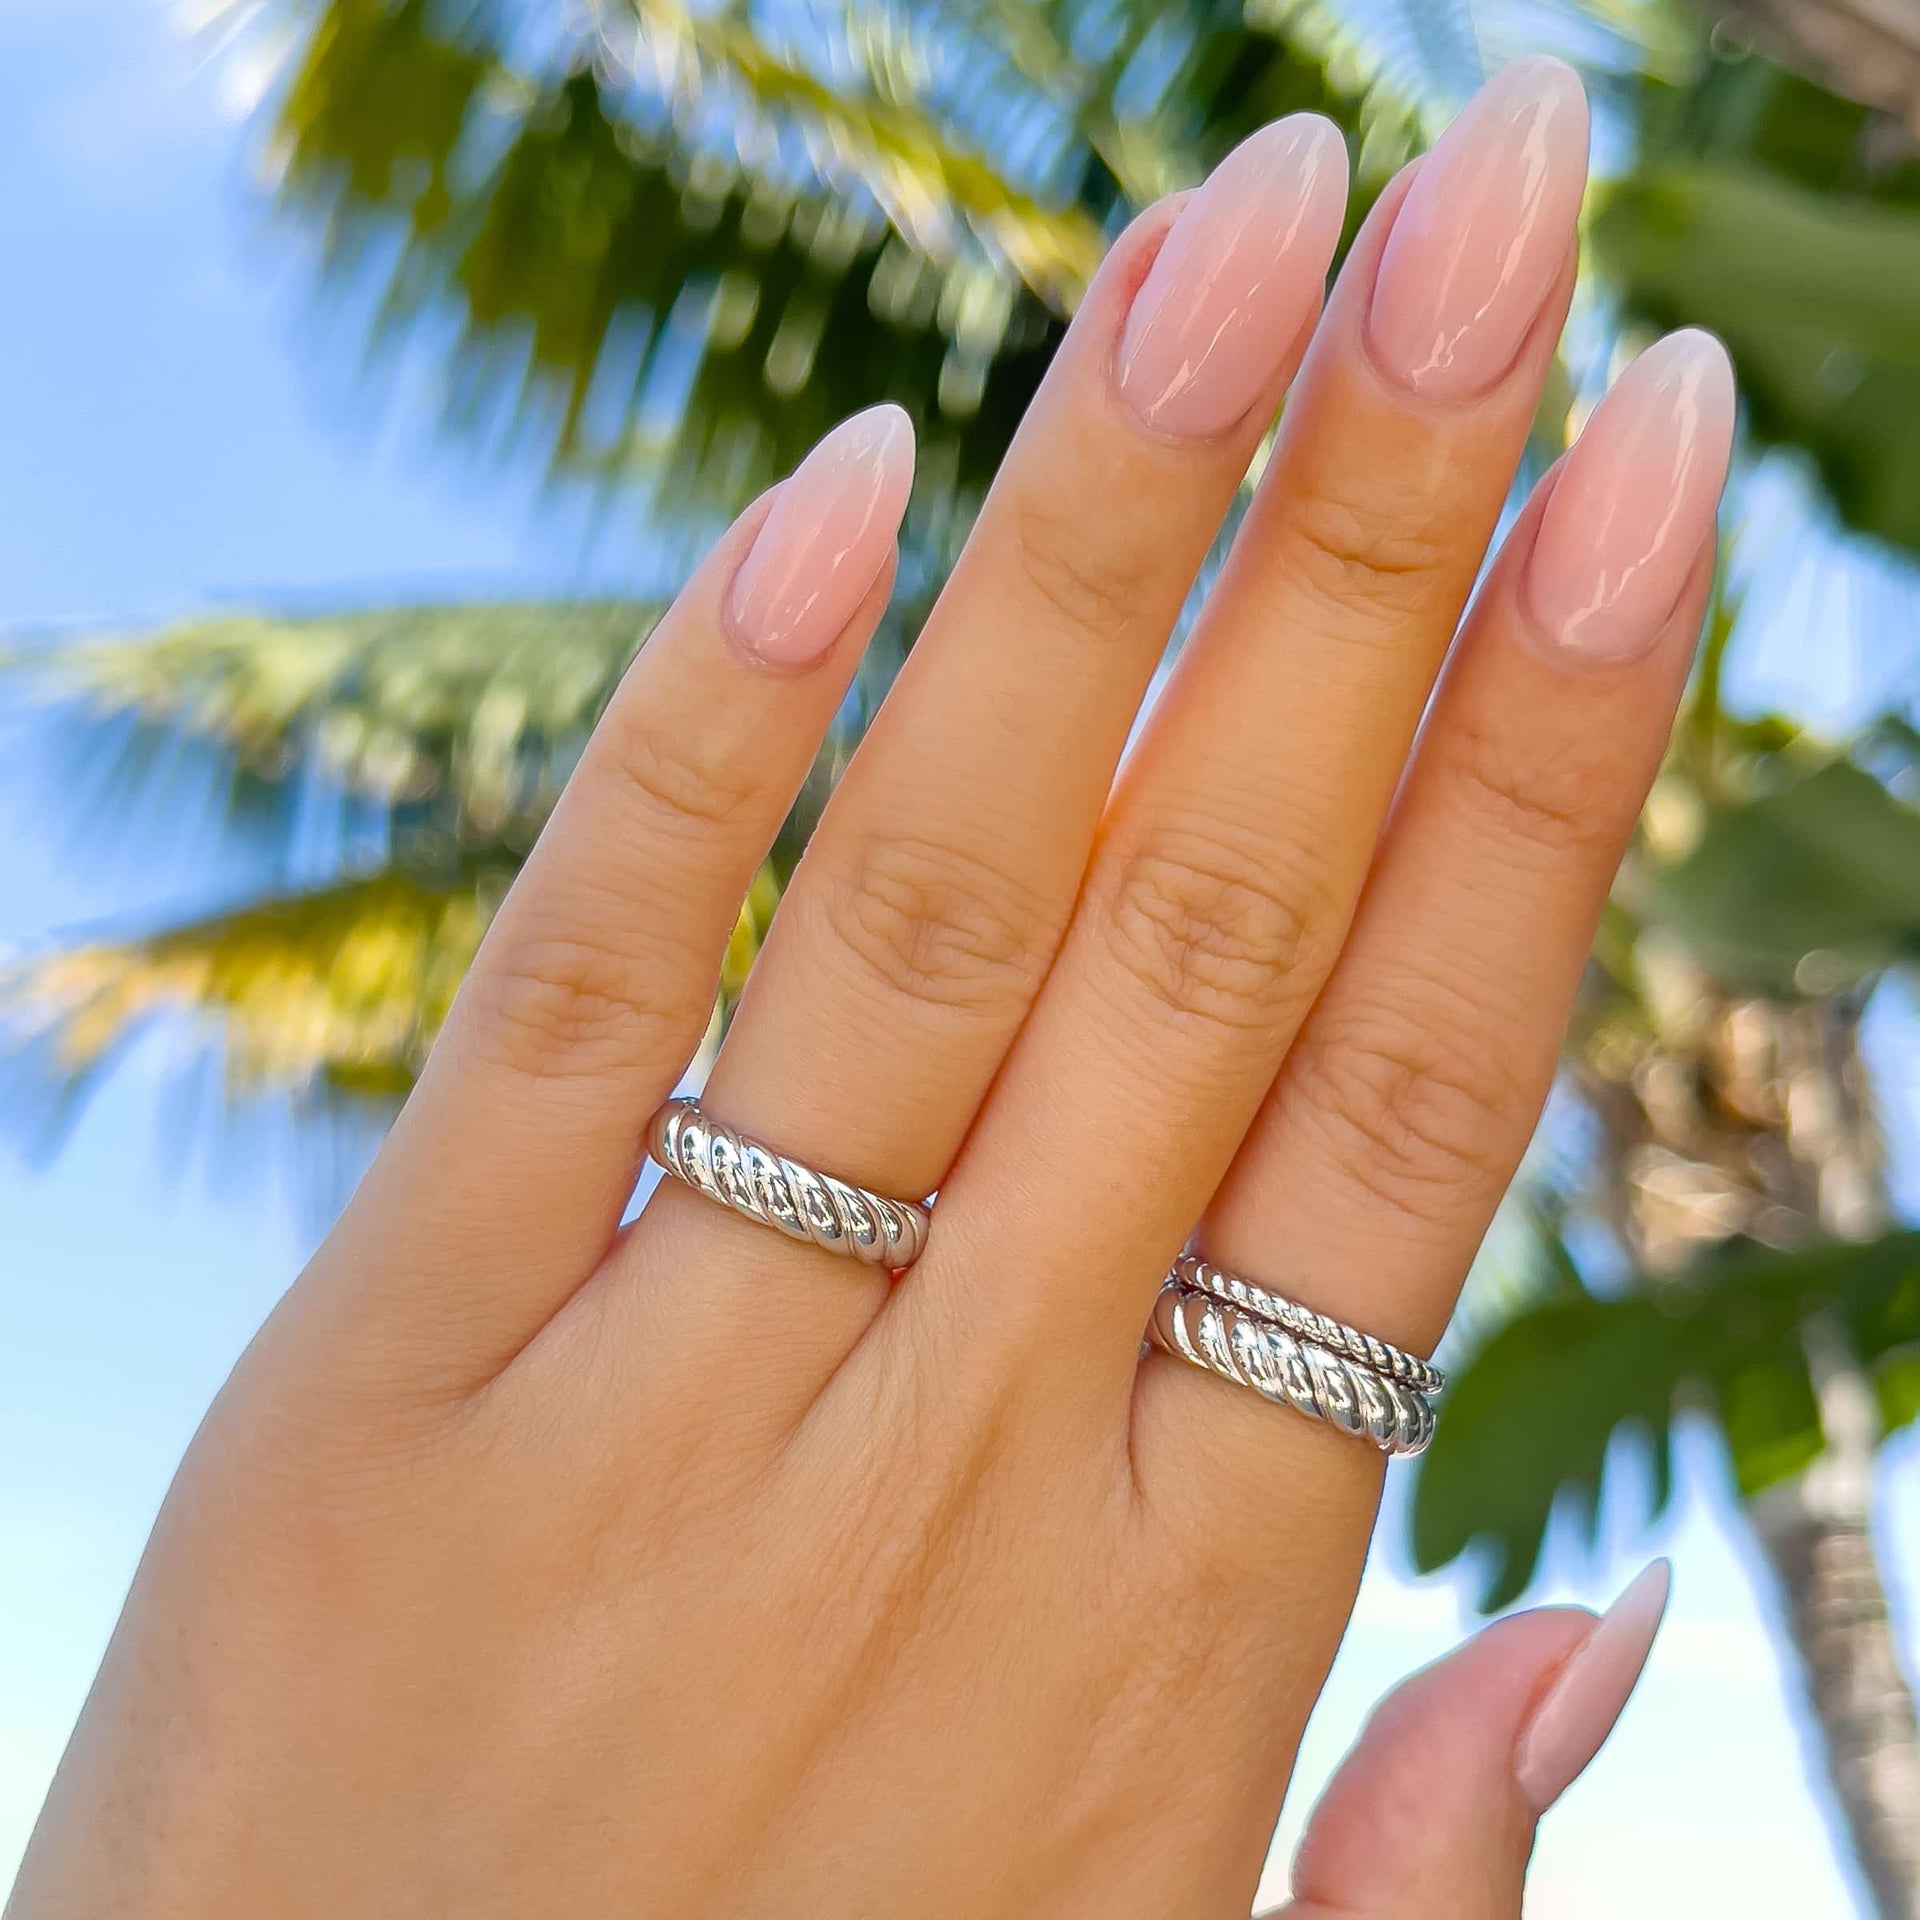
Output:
left=1514, top=1559, right=1670, bottom=1812
left=1368, top=57, right=1588, bottom=400
left=723, top=404, right=915, bottom=671
left=1117, top=114, right=1348, bottom=438
left=1525, top=330, right=1735, bottom=660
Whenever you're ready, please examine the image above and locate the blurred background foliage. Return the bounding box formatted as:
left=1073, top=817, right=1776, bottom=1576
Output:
left=9, top=0, right=1920, bottom=1909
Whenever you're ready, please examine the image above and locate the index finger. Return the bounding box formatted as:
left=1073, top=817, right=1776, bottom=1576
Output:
left=296, top=408, right=913, bottom=1393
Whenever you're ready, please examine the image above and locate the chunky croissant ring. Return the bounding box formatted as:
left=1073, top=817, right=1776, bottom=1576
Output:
left=1148, top=1278, right=1436, bottom=1456
left=647, top=1098, right=932, bottom=1270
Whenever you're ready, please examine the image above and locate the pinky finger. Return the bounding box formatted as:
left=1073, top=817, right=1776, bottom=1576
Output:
left=297, top=406, right=915, bottom=1392
left=1269, top=1562, right=1671, bottom=1920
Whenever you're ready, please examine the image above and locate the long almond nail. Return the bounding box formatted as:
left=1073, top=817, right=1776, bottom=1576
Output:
left=1117, top=114, right=1348, bottom=438
left=1526, top=330, right=1735, bottom=660
left=1514, top=1559, right=1670, bottom=1812
left=1368, top=57, right=1589, bottom=400
left=724, top=405, right=915, bottom=671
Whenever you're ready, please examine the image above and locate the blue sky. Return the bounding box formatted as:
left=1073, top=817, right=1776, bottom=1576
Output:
left=0, top=4, right=1912, bottom=1912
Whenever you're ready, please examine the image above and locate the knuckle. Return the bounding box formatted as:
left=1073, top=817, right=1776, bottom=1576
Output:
left=1010, top=493, right=1156, bottom=646
left=1444, top=716, right=1616, bottom=862
left=1095, top=822, right=1339, bottom=1033
left=1278, top=477, right=1455, bottom=628
left=471, top=915, right=706, bottom=1084
left=1289, top=997, right=1528, bottom=1223
left=807, top=829, right=1053, bottom=1018
left=595, top=705, right=761, bottom=836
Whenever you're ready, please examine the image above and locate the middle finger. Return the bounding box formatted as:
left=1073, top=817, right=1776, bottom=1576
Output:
left=913, top=57, right=1591, bottom=1394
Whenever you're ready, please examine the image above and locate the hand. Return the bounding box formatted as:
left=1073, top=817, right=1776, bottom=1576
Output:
left=11, top=57, right=1727, bottom=1919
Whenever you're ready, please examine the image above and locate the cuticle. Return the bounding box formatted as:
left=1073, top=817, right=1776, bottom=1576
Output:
left=1113, top=293, right=1325, bottom=451
left=1510, top=1614, right=1603, bottom=1784
left=1523, top=1617, right=1600, bottom=1722
left=1361, top=228, right=1579, bottom=413
left=1653, top=526, right=1721, bottom=636
left=1513, top=462, right=1649, bottom=673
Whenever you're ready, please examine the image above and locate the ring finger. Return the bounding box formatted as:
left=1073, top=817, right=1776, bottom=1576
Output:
left=1134, top=327, right=1735, bottom=1561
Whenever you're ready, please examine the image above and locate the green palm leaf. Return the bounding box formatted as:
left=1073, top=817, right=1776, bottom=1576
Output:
left=1597, top=162, right=1920, bottom=555
left=1410, top=1231, right=1920, bottom=1609
left=1597, top=54, right=1920, bottom=556
left=1637, top=755, right=1920, bottom=993
left=263, top=0, right=1427, bottom=511
left=611, top=0, right=1107, bottom=303
left=0, top=855, right=781, bottom=1111
left=1, top=866, right=506, bottom=1103
left=19, top=601, right=661, bottom=835
left=273, top=0, right=1085, bottom=505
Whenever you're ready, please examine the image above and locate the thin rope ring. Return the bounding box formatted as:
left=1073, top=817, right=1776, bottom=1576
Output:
left=1171, top=1253, right=1445, bottom=1396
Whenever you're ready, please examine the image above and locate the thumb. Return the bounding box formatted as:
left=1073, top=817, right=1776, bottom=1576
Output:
left=1268, top=1560, right=1670, bottom=1920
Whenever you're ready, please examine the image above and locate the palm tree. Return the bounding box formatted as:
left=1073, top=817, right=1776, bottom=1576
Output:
left=8, top=0, right=1920, bottom=1907
left=1413, top=722, right=1920, bottom=1914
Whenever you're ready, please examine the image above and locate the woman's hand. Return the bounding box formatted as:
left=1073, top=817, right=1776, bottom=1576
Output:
left=10, top=56, right=1728, bottom=1919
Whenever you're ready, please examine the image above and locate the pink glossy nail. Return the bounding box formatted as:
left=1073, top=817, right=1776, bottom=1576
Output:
left=724, top=404, right=915, bottom=671
left=1369, top=56, right=1589, bottom=400
left=1117, top=114, right=1349, bottom=437
left=1514, top=1559, right=1670, bottom=1812
left=1526, top=330, right=1736, bottom=660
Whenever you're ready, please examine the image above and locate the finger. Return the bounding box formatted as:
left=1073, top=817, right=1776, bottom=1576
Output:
left=1135, top=330, right=1731, bottom=1544
left=918, top=59, right=1589, bottom=1389
left=1271, top=1563, right=1669, bottom=1920
left=620, top=118, right=1349, bottom=1377
left=298, top=409, right=913, bottom=1389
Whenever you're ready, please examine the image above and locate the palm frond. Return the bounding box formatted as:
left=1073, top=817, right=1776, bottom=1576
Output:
left=15, top=601, right=660, bottom=836
left=1635, top=754, right=1920, bottom=993
left=1472, top=0, right=1700, bottom=83
left=1411, top=1229, right=1920, bottom=1608
left=262, top=0, right=1424, bottom=512
left=1598, top=162, right=1920, bottom=556
left=1244, top=0, right=1434, bottom=159
left=0, top=854, right=783, bottom=1113
left=0, top=866, right=506, bottom=1104
left=604, top=0, right=1108, bottom=305
left=1272, top=0, right=1482, bottom=122
left=1598, top=50, right=1920, bottom=557
left=271, top=0, right=1081, bottom=506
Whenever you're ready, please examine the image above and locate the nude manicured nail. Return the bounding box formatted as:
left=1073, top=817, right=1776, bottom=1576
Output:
left=1117, top=114, right=1348, bottom=437
left=1514, top=1559, right=1670, bottom=1811
left=1526, top=330, right=1736, bottom=660
left=724, top=404, right=914, bottom=671
left=1369, top=57, right=1589, bottom=399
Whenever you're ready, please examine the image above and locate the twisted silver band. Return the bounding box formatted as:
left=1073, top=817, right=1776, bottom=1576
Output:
left=647, top=1098, right=932, bottom=1270
left=1172, top=1254, right=1445, bottom=1396
left=1149, top=1279, right=1436, bottom=1456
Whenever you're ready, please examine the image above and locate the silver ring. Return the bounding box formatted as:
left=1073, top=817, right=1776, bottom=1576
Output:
left=646, top=1098, right=932, bottom=1270
left=1172, top=1253, right=1445, bottom=1396
left=1148, top=1279, right=1435, bottom=1456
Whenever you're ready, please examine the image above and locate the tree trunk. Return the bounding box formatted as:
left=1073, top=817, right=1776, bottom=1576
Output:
left=1578, top=971, right=1920, bottom=1917
left=1751, top=1312, right=1920, bottom=1919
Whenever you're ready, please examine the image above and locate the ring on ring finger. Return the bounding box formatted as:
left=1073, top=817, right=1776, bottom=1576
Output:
left=1147, top=1269, right=1437, bottom=1455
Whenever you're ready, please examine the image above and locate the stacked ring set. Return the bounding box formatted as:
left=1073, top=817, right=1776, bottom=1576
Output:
left=1147, top=1255, right=1439, bottom=1456
left=648, top=1098, right=1440, bottom=1456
